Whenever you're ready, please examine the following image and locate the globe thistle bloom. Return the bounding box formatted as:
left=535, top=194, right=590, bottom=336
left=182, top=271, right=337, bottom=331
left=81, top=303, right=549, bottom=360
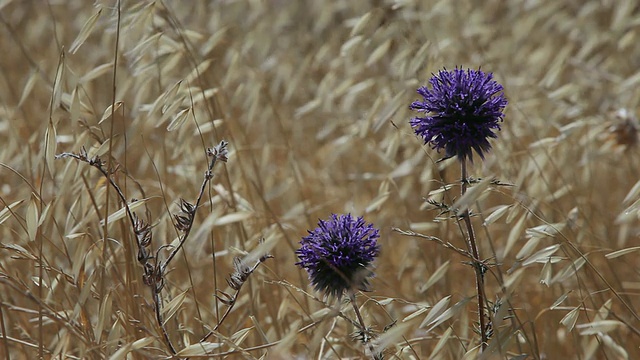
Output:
left=296, top=214, right=380, bottom=297
left=410, top=67, right=508, bottom=162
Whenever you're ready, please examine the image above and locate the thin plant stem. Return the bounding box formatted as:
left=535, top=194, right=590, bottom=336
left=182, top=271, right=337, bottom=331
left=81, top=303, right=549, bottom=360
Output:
left=199, top=288, right=240, bottom=344
left=348, top=292, right=380, bottom=360
left=159, top=141, right=227, bottom=274
left=191, top=257, right=271, bottom=360
left=460, top=159, right=488, bottom=351
left=154, top=291, right=177, bottom=354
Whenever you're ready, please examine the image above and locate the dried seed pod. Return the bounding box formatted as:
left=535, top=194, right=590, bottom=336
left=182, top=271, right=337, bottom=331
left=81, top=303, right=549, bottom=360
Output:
left=174, top=214, right=191, bottom=232
left=179, top=198, right=195, bottom=214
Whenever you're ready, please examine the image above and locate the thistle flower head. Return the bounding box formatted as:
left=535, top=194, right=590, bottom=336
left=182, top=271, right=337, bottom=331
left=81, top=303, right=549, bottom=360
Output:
left=410, top=67, right=508, bottom=162
left=296, top=214, right=380, bottom=297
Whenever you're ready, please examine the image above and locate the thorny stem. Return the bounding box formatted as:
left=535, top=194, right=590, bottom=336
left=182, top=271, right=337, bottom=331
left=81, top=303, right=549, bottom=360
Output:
left=460, top=160, right=488, bottom=351
left=56, top=140, right=229, bottom=356
left=56, top=148, right=181, bottom=354
left=154, top=291, right=177, bottom=354
left=199, top=259, right=267, bottom=344
left=160, top=140, right=228, bottom=274
left=348, top=292, right=380, bottom=360
left=199, top=289, right=240, bottom=344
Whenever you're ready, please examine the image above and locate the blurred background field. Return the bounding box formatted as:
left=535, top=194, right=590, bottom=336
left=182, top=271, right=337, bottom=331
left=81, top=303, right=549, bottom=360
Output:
left=1, top=1, right=640, bottom=359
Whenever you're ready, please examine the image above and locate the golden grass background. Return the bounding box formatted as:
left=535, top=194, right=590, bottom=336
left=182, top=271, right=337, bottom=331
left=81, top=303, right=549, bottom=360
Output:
left=1, top=1, right=640, bottom=359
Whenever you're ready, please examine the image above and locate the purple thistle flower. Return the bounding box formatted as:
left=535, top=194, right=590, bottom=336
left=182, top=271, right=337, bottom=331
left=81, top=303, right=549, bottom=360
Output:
left=296, top=214, right=380, bottom=297
left=410, top=67, right=508, bottom=162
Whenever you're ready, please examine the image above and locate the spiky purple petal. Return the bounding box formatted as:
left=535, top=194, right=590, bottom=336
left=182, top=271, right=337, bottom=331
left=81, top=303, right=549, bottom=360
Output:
left=410, top=67, right=508, bottom=161
left=296, top=214, right=380, bottom=297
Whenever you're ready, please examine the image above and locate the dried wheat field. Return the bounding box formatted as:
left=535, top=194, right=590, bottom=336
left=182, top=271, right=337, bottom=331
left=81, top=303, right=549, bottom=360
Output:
left=1, top=1, right=640, bottom=359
